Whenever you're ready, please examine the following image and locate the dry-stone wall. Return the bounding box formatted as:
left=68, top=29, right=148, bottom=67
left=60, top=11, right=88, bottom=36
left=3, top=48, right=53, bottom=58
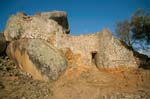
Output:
left=3, top=10, right=147, bottom=81
left=56, top=33, right=99, bottom=65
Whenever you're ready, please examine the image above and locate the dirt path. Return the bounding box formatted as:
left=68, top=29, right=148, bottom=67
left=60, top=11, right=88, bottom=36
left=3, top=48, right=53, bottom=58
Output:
left=0, top=57, right=150, bottom=99
left=50, top=64, right=150, bottom=99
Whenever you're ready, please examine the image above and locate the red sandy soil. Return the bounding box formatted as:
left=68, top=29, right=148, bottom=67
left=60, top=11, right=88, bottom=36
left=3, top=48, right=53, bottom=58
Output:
left=0, top=56, right=150, bottom=99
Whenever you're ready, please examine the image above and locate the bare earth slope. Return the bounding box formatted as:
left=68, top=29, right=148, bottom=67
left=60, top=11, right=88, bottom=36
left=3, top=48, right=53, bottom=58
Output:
left=0, top=56, right=150, bottom=99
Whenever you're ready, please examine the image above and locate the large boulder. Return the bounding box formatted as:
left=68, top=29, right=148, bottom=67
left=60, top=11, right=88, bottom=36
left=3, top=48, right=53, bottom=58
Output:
left=96, top=29, right=139, bottom=69
left=39, top=11, right=70, bottom=33
left=0, top=33, right=7, bottom=55
left=4, top=11, right=66, bottom=42
left=6, top=39, right=68, bottom=81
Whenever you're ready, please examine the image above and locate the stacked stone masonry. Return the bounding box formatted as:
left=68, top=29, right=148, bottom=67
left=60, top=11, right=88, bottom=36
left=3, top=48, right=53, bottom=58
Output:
left=4, top=11, right=146, bottom=81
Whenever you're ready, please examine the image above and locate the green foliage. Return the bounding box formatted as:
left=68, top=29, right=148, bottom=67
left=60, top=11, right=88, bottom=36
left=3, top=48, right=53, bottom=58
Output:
left=131, top=9, right=150, bottom=42
left=116, top=8, right=150, bottom=50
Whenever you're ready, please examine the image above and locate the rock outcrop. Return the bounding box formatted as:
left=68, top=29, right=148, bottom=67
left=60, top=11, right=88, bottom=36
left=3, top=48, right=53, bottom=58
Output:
left=39, top=11, right=70, bottom=33
left=4, top=11, right=66, bottom=43
left=0, top=33, right=7, bottom=55
left=7, top=39, right=67, bottom=81
left=3, top=10, right=149, bottom=81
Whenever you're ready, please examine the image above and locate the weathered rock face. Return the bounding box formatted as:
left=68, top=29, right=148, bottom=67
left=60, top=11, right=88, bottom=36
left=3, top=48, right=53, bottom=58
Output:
left=96, top=29, right=138, bottom=69
left=6, top=39, right=67, bottom=81
left=39, top=11, right=70, bottom=33
left=4, top=11, right=67, bottom=42
left=0, top=33, right=7, bottom=55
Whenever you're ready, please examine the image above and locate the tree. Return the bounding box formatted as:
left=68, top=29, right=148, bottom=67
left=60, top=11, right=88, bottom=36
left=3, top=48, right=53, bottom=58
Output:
left=131, top=9, right=150, bottom=43
left=116, top=20, right=131, bottom=46
left=116, top=9, right=150, bottom=50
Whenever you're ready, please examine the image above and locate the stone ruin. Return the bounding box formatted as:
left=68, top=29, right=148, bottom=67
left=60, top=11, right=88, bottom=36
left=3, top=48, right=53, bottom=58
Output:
left=3, top=11, right=149, bottom=81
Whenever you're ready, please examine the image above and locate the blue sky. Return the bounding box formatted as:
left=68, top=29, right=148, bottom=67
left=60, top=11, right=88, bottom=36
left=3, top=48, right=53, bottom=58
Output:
left=0, top=0, right=149, bottom=35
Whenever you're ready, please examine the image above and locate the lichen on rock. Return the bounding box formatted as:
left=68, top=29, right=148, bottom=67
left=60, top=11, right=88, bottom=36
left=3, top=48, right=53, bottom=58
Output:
left=6, top=39, right=68, bottom=81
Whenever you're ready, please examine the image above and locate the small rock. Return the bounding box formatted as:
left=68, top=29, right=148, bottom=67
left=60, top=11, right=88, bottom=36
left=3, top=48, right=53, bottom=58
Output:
left=21, top=97, right=26, bottom=99
left=0, top=83, right=5, bottom=89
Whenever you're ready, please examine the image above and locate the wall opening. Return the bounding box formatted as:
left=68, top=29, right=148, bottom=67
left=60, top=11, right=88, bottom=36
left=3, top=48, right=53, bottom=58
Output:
left=91, top=51, right=97, bottom=66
